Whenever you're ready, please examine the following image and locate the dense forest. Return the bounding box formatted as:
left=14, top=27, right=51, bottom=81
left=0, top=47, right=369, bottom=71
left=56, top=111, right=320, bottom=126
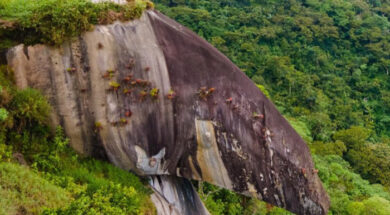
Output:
left=0, top=0, right=390, bottom=214
left=155, top=0, right=390, bottom=214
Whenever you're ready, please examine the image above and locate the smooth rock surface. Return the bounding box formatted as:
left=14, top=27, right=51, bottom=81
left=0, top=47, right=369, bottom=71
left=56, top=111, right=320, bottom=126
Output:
left=150, top=176, right=210, bottom=215
left=7, top=10, right=330, bottom=215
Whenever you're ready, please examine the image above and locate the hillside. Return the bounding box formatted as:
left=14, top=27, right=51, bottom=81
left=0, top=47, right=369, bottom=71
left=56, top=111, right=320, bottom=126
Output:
left=1, top=0, right=390, bottom=215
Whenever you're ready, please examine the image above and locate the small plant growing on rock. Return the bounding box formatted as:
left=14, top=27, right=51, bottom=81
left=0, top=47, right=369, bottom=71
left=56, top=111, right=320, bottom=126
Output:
left=166, top=89, right=176, bottom=100
left=123, top=88, right=132, bottom=95
left=94, top=122, right=103, bottom=132
left=135, top=79, right=143, bottom=85
left=109, top=81, right=120, bottom=91
left=139, top=90, right=148, bottom=101
left=150, top=88, right=159, bottom=99
left=125, top=110, right=132, bottom=118
left=119, top=118, right=128, bottom=126
left=146, top=1, right=154, bottom=9
left=301, top=168, right=307, bottom=178
left=102, top=72, right=110, bottom=79
left=107, top=69, right=115, bottom=74
left=253, top=112, right=264, bottom=119
left=143, top=81, right=151, bottom=87
left=225, top=97, right=233, bottom=104
left=122, top=75, right=132, bottom=83
left=102, top=69, right=116, bottom=79
left=198, top=87, right=215, bottom=100
left=66, top=67, right=77, bottom=73
left=135, top=79, right=150, bottom=87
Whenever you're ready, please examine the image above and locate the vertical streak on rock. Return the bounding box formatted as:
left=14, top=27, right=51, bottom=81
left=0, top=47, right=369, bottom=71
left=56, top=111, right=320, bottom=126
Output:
left=150, top=175, right=210, bottom=215
left=195, top=119, right=233, bottom=189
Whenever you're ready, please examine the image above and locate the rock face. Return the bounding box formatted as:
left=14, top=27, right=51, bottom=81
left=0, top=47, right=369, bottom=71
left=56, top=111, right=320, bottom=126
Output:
left=150, top=176, right=210, bottom=215
left=6, top=10, right=329, bottom=215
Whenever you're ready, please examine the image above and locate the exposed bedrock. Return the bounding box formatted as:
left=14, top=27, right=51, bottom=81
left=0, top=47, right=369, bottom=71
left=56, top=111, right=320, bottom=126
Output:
left=6, top=10, right=329, bottom=215
left=150, top=175, right=210, bottom=215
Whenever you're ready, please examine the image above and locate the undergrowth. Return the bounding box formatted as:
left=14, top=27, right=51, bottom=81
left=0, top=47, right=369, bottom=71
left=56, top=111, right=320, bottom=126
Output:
left=0, top=162, right=70, bottom=215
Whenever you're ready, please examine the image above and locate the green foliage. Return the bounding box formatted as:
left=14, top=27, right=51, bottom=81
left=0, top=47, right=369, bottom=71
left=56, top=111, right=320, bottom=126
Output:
left=347, top=142, right=390, bottom=187
left=0, top=107, right=8, bottom=121
left=0, top=141, right=12, bottom=161
left=314, top=154, right=390, bottom=214
left=10, top=88, right=51, bottom=127
left=347, top=196, right=390, bottom=215
left=330, top=126, right=390, bottom=186
left=0, top=0, right=152, bottom=46
left=0, top=127, right=155, bottom=214
left=5, top=88, right=52, bottom=160
left=40, top=152, right=155, bottom=215
left=43, top=183, right=144, bottom=215
left=198, top=182, right=243, bottom=215
left=333, top=126, right=372, bottom=150
left=0, top=162, right=70, bottom=215
left=197, top=181, right=292, bottom=215
left=31, top=126, right=69, bottom=172
left=256, top=84, right=270, bottom=98
left=286, top=117, right=312, bottom=142
left=310, top=140, right=347, bottom=157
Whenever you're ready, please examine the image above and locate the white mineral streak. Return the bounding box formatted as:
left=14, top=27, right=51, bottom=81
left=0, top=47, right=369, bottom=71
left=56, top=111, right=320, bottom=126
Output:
left=195, top=119, right=233, bottom=189
left=245, top=182, right=262, bottom=200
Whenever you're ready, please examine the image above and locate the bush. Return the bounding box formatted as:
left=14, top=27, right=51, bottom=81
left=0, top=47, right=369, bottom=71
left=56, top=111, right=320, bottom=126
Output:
left=0, top=141, right=12, bottom=161
left=10, top=88, right=51, bottom=127
left=333, top=126, right=372, bottom=150
left=43, top=183, right=142, bottom=215
left=0, top=162, right=70, bottom=215
left=0, top=0, right=152, bottom=46
left=6, top=88, right=52, bottom=159
left=310, top=140, right=347, bottom=156
left=31, top=126, right=69, bottom=172
left=197, top=181, right=292, bottom=215
left=347, top=143, right=390, bottom=186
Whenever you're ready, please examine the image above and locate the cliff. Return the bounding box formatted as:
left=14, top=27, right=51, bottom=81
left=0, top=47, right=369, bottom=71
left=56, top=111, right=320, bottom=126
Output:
left=6, top=10, right=329, bottom=215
